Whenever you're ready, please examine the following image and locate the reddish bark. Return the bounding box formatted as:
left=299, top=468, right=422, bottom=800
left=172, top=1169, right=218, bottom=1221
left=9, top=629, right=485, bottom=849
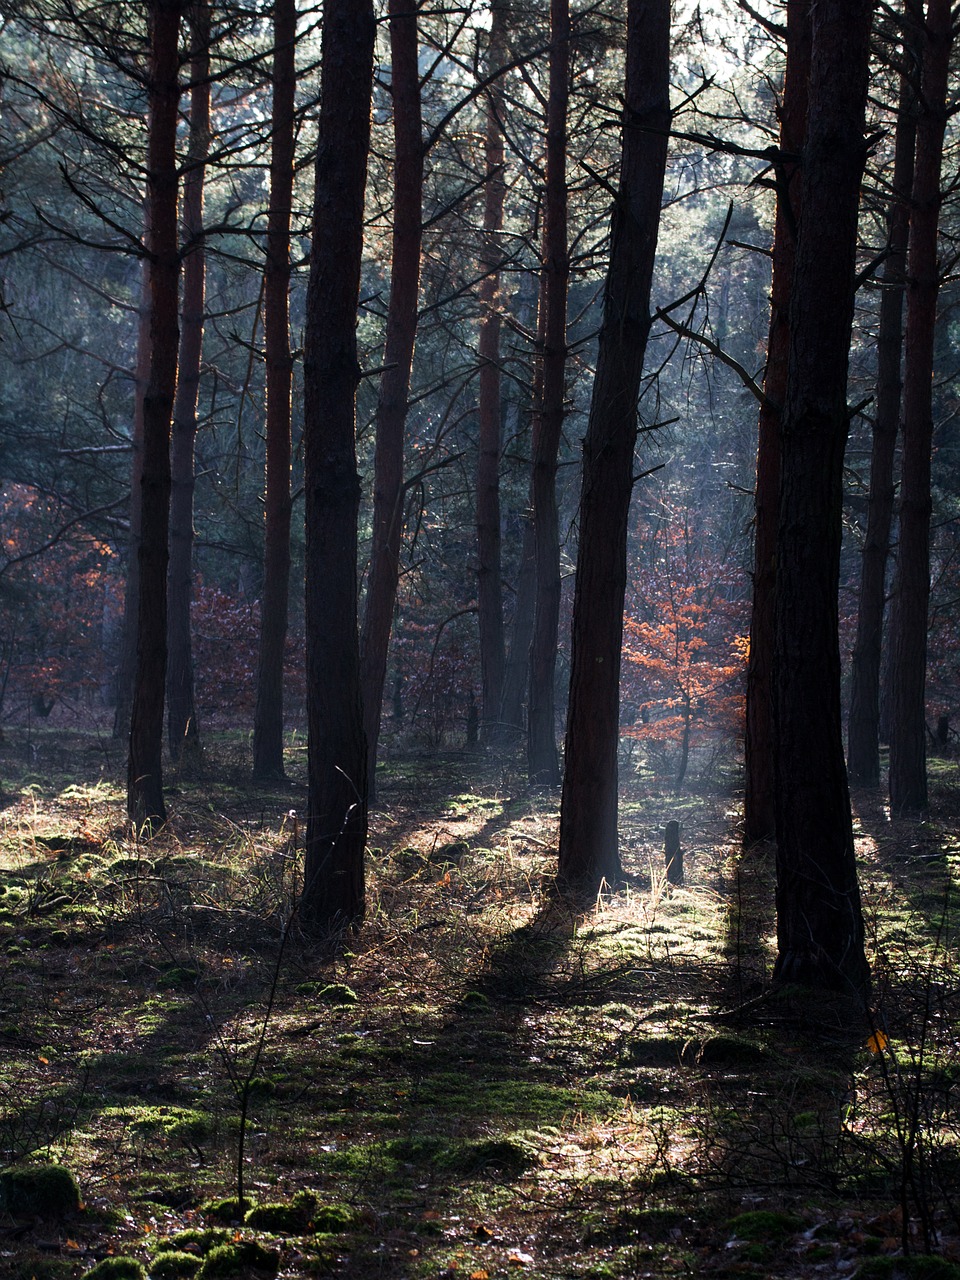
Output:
left=359, top=0, right=423, bottom=798
left=557, top=0, right=670, bottom=893
left=772, top=0, right=873, bottom=997
left=848, top=40, right=917, bottom=786
left=167, top=0, right=209, bottom=773
left=127, top=0, right=181, bottom=828
left=252, top=0, right=296, bottom=782
left=301, top=0, right=375, bottom=930
left=889, top=0, right=953, bottom=817
left=527, top=0, right=569, bottom=787
left=743, top=0, right=810, bottom=844
left=476, top=0, right=507, bottom=739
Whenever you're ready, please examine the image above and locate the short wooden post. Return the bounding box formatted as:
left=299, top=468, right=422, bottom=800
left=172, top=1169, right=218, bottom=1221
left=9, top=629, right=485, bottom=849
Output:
left=664, top=820, right=683, bottom=885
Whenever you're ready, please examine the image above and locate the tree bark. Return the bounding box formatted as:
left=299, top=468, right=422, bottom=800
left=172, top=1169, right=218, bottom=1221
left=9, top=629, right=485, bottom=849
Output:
left=743, top=0, right=810, bottom=844
left=300, top=0, right=375, bottom=930
left=252, top=0, right=297, bottom=782
left=127, top=0, right=181, bottom=829
left=556, top=0, right=670, bottom=894
left=889, top=0, right=952, bottom=817
left=848, top=36, right=917, bottom=787
left=527, top=0, right=569, bottom=787
left=772, top=0, right=872, bottom=998
left=359, top=0, right=423, bottom=800
left=476, top=0, right=507, bottom=741
left=500, top=511, right=536, bottom=735
left=167, top=0, right=209, bottom=773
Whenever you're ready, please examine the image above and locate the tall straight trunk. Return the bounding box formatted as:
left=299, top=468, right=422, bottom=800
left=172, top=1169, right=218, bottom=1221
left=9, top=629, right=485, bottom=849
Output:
left=848, top=39, right=917, bottom=785
left=475, top=0, right=507, bottom=740
left=167, top=0, right=209, bottom=772
left=500, top=513, right=536, bottom=734
left=359, top=0, right=423, bottom=799
left=743, top=0, right=810, bottom=844
left=252, top=0, right=297, bottom=782
left=300, top=0, right=375, bottom=930
left=113, top=253, right=150, bottom=739
left=527, top=0, right=569, bottom=787
left=889, top=0, right=953, bottom=817
left=556, top=0, right=670, bottom=894
left=127, top=0, right=182, bottom=828
left=772, top=0, right=873, bottom=998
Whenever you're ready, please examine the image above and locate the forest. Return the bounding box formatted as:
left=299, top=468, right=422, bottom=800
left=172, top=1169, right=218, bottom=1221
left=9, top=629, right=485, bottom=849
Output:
left=1, top=0, right=960, bottom=1277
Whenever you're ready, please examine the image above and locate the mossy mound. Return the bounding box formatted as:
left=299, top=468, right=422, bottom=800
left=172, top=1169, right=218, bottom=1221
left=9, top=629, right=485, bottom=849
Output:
left=156, top=1228, right=233, bottom=1255
left=727, top=1210, right=802, bottom=1241
left=316, top=983, right=358, bottom=1006
left=0, top=1163, right=81, bottom=1218
left=81, top=1259, right=146, bottom=1280
left=199, top=1197, right=247, bottom=1223
left=243, top=1202, right=306, bottom=1233
left=196, top=1241, right=279, bottom=1278
left=150, top=1252, right=203, bottom=1279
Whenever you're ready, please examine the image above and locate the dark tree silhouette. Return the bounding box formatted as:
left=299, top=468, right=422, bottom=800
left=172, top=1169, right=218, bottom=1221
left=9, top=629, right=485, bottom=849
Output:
left=771, top=0, right=873, bottom=997
left=300, top=0, right=375, bottom=929
left=127, top=0, right=182, bottom=828
left=557, top=0, right=670, bottom=894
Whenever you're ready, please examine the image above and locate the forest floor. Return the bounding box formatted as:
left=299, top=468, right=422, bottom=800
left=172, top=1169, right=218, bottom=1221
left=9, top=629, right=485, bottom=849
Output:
left=1, top=724, right=959, bottom=1280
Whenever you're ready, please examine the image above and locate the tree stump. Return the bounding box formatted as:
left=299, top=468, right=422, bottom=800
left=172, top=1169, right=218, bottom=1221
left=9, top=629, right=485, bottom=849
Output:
left=664, top=820, right=683, bottom=886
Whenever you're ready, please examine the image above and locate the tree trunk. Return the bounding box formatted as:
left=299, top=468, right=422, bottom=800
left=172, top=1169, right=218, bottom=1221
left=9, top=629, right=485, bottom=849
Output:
left=500, top=512, right=536, bottom=735
left=743, top=0, right=810, bottom=844
left=359, top=0, right=423, bottom=800
left=127, top=0, right=181, bottom=829
left=527, top=0, right=569, bottom=787
left=252, top=0, right=297, bottom=783
left=556, top=0, right=670, bottom=895
left=300, top=0, right=375, bottom=931
left=847, top=39, right=916, bottom=787
left=475, top=0, right=507, bottom=741
left=888, top=0, right=952, bottom=818
left=772, top=0, right=872, bottom=998
left=167, top=0, right=209, bottom=774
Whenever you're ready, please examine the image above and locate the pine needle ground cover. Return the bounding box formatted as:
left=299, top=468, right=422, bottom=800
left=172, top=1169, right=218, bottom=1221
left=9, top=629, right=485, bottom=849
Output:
left=1, top=729, right=959, bottom=1279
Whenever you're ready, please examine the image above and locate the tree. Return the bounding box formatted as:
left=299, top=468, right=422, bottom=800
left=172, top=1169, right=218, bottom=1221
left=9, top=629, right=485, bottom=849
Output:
left=527, top=0, right=569, bottom=786
left=127, top=0, right=181, bottom=828
left=300, top=0, right=375, bottom=929
left=359, top=0, right=424, bottom=798
left=556, top=0, right=671, bottom=894
left=771, top=0, right=873, bottom=997
left=166, top=0, right=209, bottom=773
left=847, top=12, right=918, bottom=787
left=252, top=0, right=297, bottom=783
left=888, top=0, right=954, bottom=817
left=743, top=0, right=810, bottom=844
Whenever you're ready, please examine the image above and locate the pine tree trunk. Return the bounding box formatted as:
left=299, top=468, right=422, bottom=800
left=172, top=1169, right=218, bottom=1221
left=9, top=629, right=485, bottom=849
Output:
left=743, top=0, right=810, bottom=844
left=127, top=0, right=181, bottom=828
left=556, top=0, right=670, bottom=894
left=772, top=0, right=872, bottom=998
left=252, top=0, right=296, bottom=782
left=476, top=0, right=507, bottom=741
left=167, top=0, right=209, bottom=774
left=848, top=41, right=916, bottom=786
left=527, top=0, right=569, bottom=787
left=500, top=513, right=536, bottom=735
left=889, top=0, right=953, bottom=817
left=301, top=0, right=375, bottom=930
left=359, top=0, right=423, bottom=800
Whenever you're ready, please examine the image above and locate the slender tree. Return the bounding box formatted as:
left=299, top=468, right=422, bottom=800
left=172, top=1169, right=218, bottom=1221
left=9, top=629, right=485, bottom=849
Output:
left=127, top=0, right=182, bottom=828
left=556, top=0, right=670, bottom=893
left=771, top=0, right=873, bottom=996
left=166, top=0, right=209, bottom=772
left=359, top=0, right=424, bottom=798
left=848, top=26, right=918, bottom=786
left=476, top=0, right=508, bottom=740
left=300, top=0, right=375, bottom=929
left=743, top=0, right=810, bottom=844
left=888, top=0, right=954, bottom=817
left=527, top=0, right=569, bottom=786
left=252, top=0, right=297, bottom=782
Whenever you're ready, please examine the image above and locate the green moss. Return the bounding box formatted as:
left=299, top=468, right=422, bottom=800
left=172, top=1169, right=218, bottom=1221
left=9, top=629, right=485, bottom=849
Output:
left=309, top=1204, right=357, bottom=1233
left=196, top=1241, right=279, bottom=1278
left=200, top=1197, right=246, bottom=1223
left=0, top=1162, right=81, bottom=1218
left=244, top=1202, right=305, bottom=1233
left=316, top=983, right=358, bottom=1006
left=727, top=1210, right=801, bottom=1242
left=81, top=1259, right=146, bottom=1280
left=156, top=1229, right=232, bottom=1256
left=147, top=1253, right=202, bottom=1280
left=157, top=966, right=200, bottom=989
